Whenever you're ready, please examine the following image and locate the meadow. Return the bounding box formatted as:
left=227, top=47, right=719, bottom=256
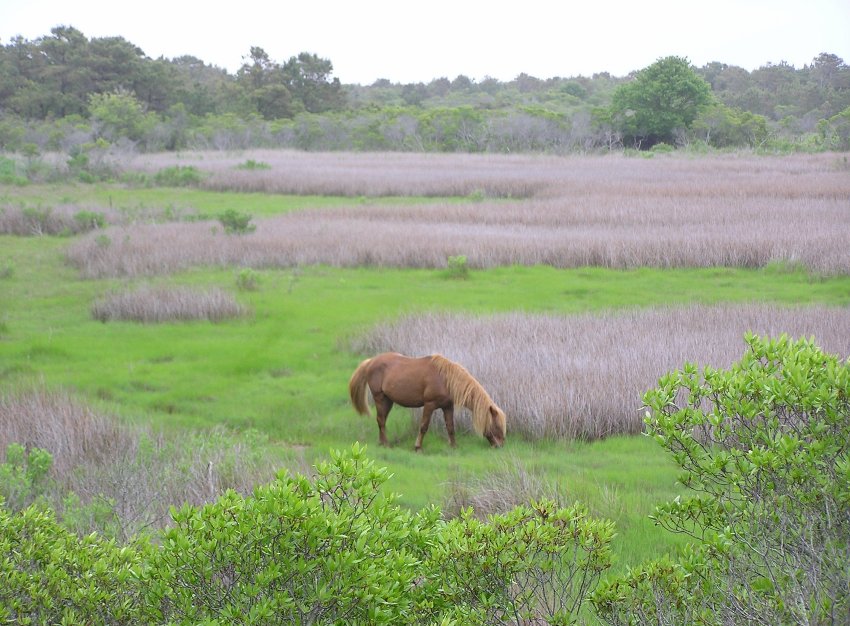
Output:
left=1, top=150, right=849, bottom=572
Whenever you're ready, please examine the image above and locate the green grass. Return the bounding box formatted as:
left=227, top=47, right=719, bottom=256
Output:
left=0, top=184, right=436, bottom=219
left=2, top=190, right=850, bottom=571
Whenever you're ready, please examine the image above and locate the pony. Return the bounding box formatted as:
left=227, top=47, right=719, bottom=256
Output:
left=349, top=352, right=506, bottom=451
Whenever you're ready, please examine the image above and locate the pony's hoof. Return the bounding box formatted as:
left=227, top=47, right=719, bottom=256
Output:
left=414, top=446, right=422, bottom=453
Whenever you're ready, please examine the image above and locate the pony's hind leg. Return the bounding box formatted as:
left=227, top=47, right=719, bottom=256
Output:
left=443, top=406, right=456, bottom=447
left=414, top=403, right=437, bottom=452
left=372, top=391, right=393, bottom=446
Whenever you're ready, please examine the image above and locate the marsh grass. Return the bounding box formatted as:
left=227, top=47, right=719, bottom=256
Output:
left=0, top=385, right=289, bottom=539
left=65, top=152, right=850, bottom=277
left=91, top=285, right=247, bottom=323
left=352, top=305, right=850, bottom=440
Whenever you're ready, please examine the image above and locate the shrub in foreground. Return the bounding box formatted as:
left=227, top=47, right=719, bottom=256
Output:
left=593, top=334, right=850, bottom=625
left=2, top=444, right=615, bottom=624
left=0, top=503, right=145, bottom=624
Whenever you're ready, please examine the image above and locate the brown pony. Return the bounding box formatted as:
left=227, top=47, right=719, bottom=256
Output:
left=349, top=352, right=506, bottom=451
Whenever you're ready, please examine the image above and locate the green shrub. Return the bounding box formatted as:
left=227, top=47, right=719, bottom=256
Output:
left=217, top=208, right=256, bottom=234
left=236, top=159, right=272, bottom=170
left=0, top=503, right=145, bottom=625
left=73, top=210, right=106, bottom=232
left=153, top=165, right=202, bottom=187
left=594, top=334, right=850, bottom=625
left=0, top=156, right=27, bottom=185
left=0, top=444, right=616, bottom=623
left=143, top=443, right=440, bottom=625
left=434, top=501, right=614, bottom=625
left=446, top=254, right=469, bottom=279
left=236, top=267, right=260, bottom=291
left=0, top=443, right=53, bottom=512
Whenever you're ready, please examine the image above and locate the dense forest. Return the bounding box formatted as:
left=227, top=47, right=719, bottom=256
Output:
left=1, top=25, right=849, bottom=154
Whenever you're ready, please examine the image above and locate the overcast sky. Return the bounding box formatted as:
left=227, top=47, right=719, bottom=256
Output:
left=1, top=0, right=848, bottom=85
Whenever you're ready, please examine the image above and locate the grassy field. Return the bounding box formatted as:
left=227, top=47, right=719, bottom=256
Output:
left=2, top=152, right=849, bottom=572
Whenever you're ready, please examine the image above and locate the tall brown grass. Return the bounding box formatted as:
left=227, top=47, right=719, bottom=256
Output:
left=91, top=285, right=247, bottom=323
left=351, top=305, right=850, bottom=441
left=0, top=385, right=294, bottom=539
left=66, top=152, right=850, bottom=277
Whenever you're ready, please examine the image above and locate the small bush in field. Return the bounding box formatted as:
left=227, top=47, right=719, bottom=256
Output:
left=0, top=260, right=12, bottom=279
left=217, top=208, right=255, bottom=234
left=0, top=157, right=27, bottom=186
left=73, top=210, right=106, bottom=232
left=446, top=254, right=469, bottom=279
left=594, top=334, right=850, bottom=626
left=0, top=443, right=53, bottom=512
left=235, top=159, right=271, bottom=170
left=235, top=267, right=260, bottom=291
left=153, top=165, right=202, bottom=187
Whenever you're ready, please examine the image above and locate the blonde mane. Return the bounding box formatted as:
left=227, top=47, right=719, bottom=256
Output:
left=430, top=354, right=505, bottom=436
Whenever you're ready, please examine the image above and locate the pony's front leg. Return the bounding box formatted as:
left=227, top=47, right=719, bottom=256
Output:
left=414, top=404, right=436, bottom=452
left=443, top=406, right=456, bottom=448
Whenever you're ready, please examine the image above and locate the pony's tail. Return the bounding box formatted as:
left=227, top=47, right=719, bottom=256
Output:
left=348, top=358, right=372, bottom=416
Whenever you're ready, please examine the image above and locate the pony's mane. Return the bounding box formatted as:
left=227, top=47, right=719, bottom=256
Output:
left=430, top=354, right=502, bottom=436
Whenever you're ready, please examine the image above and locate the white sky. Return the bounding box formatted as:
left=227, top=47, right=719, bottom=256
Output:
left=1, top=0, right=848, bottom=85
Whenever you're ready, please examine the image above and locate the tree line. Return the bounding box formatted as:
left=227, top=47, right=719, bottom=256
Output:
left=1, top=26, right=849, bottom=153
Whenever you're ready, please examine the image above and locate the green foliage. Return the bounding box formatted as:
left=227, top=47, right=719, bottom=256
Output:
left=236, top=267, right=260, bottom=291
left=236, top=158, right=272, bottom=170
left=153, top=165, right=203, bottom=187
left=0, top=445, right=615, bottom=624
left=0, top=156, right=28, bottom=185
left=595, top=334, right=850, bottom=625
left=0, top=503, right=145, bottom=624
left=691, top=102, right=769, bottom=148
left=89, top=90, right=154, bottom=142
left=610, top=56, right=713, bottom=147
left=217, top=208, right=256, bottom=234
left=144, top=444, right=437, bottom=624
left=446, top=254, right=470, bottom=279
left=434, top=501, right=615, bottom=625
left=73, top=210, right=106, bottom=231
left=0, top=443, right=53, bottom=512
left=817, top=105, right=850, bottom=150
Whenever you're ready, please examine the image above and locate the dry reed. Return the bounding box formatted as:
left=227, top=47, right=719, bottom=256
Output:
left=351, top=305, right=850, bottom=441
left=67, top=152, right=850, bottom=277
left=442, top=455, right=568, bottom=519
left=0, top=385, right=290, bottom=539
left=91, top=285, right=247, bottom=323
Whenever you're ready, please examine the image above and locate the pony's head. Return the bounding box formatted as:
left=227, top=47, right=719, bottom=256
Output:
left=484, top=404, right=506, bottom=448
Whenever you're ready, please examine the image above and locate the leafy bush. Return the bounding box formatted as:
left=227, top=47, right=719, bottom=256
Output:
left=0, top=156, right=27, bottom=185
left=236, top=267, right=260, bottom=291
left=144, top=444, right=441, bottom=624
left=236, top=159, right=272, bottom=170
left=0, top=503, right=145, bottom=624
left=446, top=254, right=469, bottom=279
left=217, top=208, right=256, bottom=234
left=73, top=210, right=106, bottom=231
left=0, top=443, right=53, bottom=512
left=434, top=501, right=614, bottom=625
left=153, top=165, right=202, bottom=187
left=0, top=443, right=614, bottom=624
left=593, top=334, right=850, bottom=625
